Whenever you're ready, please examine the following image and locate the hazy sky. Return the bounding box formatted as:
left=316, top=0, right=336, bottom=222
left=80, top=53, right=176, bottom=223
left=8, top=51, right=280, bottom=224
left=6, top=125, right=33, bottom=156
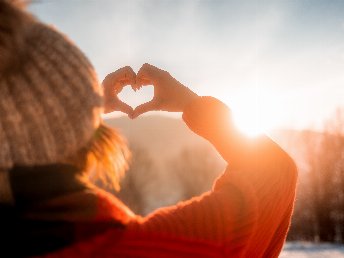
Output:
left=29, top=0, right=344, bottom=132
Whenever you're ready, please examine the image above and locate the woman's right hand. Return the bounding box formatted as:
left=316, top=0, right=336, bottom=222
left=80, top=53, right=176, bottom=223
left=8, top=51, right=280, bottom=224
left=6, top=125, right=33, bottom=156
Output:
left=132, top=63, right=198, bottom=118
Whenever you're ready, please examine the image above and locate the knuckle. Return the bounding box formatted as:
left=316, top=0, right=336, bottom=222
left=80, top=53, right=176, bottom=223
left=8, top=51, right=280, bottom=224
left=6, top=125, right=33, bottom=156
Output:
left=103, top=72, right=114, bottom=82
left=124, top=66, right=134, bottom=74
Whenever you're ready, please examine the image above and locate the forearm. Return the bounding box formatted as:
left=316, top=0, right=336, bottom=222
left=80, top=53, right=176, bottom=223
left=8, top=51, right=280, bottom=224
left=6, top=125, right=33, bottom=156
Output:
left=124, top=96, right=297, bottom=254
left=182, top=96, right=296, bottom=178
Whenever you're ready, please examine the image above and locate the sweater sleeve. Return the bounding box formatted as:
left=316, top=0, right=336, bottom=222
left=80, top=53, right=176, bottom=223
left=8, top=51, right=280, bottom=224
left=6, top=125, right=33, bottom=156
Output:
left=46, top=97, right=298, bottom=258
left=128, top=96, right=298, bottom=256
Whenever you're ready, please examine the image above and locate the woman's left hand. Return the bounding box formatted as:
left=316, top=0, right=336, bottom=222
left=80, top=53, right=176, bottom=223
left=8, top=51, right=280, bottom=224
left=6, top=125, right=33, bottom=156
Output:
left=102, top=66, right=136, bottom=115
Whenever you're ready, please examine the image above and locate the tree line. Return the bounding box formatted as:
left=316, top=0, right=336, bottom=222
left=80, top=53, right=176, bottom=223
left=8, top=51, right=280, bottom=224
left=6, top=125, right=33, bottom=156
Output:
left=288, top=109, right=344, bottom=242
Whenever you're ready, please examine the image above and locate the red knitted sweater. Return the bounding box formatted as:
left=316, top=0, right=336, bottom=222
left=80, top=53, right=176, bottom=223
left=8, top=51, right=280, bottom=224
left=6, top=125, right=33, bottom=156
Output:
left=41, top=96, right=298, bottom=258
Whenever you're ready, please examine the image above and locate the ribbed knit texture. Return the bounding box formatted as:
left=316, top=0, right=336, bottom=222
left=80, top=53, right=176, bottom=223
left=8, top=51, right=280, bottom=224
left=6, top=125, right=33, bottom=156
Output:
left=39, top=97, right=298, bottom=258
left=0, top=2, right=103, bottom=170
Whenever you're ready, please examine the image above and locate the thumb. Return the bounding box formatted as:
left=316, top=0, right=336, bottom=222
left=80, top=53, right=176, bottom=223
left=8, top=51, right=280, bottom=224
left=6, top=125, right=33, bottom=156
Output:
left=116, top=99, right=134, bottom=117
left=132, top=100, right=158, bottom=119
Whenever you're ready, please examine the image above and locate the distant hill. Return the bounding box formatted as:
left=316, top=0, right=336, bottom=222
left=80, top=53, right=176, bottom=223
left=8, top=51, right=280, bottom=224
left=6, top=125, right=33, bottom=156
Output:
left=104, top=115, right=323, bottom=173
left=104, top=115, right=328, bottom=215
left=104, top=115, right=220, bottom=166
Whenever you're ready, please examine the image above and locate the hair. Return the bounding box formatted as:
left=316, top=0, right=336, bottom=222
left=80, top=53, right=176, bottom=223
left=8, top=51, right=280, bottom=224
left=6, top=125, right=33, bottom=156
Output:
left=69, top=123, right=131, bottom=191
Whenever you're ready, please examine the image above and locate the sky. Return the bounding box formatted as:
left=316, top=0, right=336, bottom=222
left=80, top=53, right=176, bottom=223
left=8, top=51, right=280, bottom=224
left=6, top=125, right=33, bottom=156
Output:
left=29, top=0, right=344, bottom=133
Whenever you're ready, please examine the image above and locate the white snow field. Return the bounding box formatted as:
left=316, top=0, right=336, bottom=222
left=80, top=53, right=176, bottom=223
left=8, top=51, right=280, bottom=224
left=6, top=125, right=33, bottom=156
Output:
left=280, top=242, right=344, bottom=258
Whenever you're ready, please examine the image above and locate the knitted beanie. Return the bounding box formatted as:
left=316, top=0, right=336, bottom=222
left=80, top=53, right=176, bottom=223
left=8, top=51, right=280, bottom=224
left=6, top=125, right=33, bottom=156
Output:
left=0, top=3, right=103, bottom=172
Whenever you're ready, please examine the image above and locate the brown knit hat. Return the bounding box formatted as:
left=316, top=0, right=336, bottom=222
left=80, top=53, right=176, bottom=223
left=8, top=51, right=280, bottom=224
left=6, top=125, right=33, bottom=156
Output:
left=0, top=2, right=103, bottom=169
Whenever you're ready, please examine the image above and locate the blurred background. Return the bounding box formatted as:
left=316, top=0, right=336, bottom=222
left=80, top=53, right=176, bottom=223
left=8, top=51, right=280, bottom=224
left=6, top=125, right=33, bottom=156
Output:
left=30, top=1, right=344, bottom=256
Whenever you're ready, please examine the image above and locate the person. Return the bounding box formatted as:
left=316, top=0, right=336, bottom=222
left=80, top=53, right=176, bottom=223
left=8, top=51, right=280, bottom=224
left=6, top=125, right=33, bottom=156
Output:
left=0, top=1, right=297, bottom=257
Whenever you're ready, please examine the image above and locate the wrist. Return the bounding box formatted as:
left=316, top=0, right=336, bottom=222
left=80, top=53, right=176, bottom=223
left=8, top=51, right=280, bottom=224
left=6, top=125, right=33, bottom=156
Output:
left=180, top=88, right=199, bottom=112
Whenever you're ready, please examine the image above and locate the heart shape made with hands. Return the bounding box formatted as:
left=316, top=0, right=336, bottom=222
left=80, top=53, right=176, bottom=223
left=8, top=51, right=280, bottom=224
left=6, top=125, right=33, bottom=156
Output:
left=103, top=64, right=197, bottom=118
left=117, top=85, right=154, bottom=110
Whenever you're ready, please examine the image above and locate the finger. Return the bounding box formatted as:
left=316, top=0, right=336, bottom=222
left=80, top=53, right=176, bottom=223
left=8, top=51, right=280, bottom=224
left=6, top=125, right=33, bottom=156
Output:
left=120, top=66, right=136, bottom=85
left=103, top=98, right=134, bottom=115
left=103, top=66, right=136, bottom=92
left=114, top=66, right=136, bottom=93
left=134, top=63, right=160, bottom=89
left=116, top=99, right=134, bottom=116
left=138, top=63, right=161, bottom=76
left=132, top=77, right=152, bottom=92
left=134, top=76, right=152, bottom=88
left=136, top=63, right=158, bottom=81
left=132, top=100, right=157, bottom=118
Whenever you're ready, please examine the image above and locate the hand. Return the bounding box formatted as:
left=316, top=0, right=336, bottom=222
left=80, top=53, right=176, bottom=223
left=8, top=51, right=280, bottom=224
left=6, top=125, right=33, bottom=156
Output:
left=132, top=63, right=198, bottom=118
left=102, top=66, right=136, bottom=115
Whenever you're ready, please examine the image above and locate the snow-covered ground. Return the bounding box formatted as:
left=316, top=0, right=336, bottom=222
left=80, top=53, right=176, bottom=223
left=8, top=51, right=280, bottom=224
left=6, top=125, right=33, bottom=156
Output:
left=280, top=242, right=344, bottom=258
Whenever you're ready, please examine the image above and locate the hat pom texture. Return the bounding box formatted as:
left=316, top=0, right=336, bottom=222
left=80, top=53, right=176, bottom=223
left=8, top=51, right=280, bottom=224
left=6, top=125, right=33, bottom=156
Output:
left=0, top=1, right=103, bottom=169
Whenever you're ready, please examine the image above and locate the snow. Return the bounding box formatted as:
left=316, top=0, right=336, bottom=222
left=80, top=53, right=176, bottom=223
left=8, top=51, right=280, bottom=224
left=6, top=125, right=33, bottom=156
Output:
left=280, top=242, right=344, bottom=258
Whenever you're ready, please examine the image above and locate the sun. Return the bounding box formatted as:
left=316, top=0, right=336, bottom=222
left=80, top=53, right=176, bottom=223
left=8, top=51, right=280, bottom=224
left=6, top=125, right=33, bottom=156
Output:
left=225, top=88, right=281, bottom=137
left=233, top=109, right=270, bottom=137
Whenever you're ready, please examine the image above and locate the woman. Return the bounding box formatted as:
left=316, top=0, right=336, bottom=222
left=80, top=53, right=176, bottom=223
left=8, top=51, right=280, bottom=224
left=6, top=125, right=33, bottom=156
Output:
left=0, top=1, right=297, bottom=257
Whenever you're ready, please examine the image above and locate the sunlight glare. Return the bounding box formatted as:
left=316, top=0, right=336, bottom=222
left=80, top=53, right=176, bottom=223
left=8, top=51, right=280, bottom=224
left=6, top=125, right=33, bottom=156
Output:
left=226, top=88, right=281, bottom=137
left=233, top=112, right=267, bottom=137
